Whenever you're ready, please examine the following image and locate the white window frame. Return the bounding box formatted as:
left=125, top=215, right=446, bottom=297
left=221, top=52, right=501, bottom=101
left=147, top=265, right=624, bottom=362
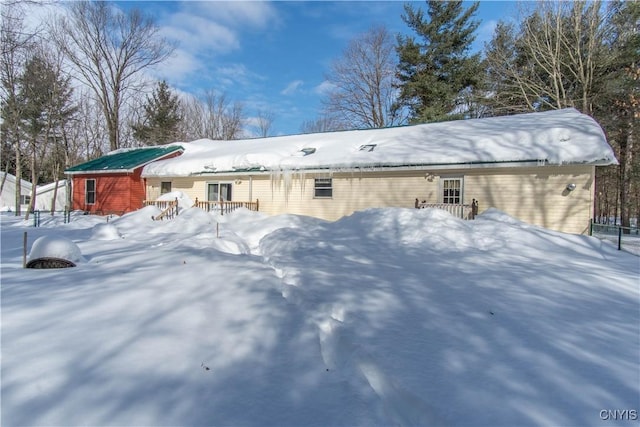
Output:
left=160, top=181, right=172, bottom=194
left=85, top=179, right=96, bottom=205
left=314, top=178, right=333, bottom=199
left=207, top=181, right=233, bottom=202
left=441, top=177, right=463, bottom=204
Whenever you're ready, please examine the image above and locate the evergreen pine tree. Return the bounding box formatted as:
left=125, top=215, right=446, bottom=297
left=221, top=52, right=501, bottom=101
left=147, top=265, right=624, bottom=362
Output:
left=396, top=0, right=482, bottom=123
left=132, top=80, right=182, bottom=145
left=17, top=53, right=76, bottom=219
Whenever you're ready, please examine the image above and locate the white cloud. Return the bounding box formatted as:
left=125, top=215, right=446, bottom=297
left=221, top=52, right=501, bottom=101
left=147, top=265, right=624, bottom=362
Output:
left=190, top=1, right=281, bottom=30
left=214, top=64, right=266, bottom=90
left=161, top=13, right=239, bottom=54
left=313, top=80, right=335, bottom=95
left=281, top=80, right=304, bottom=96
left=153, top=2, right=281, bottom=86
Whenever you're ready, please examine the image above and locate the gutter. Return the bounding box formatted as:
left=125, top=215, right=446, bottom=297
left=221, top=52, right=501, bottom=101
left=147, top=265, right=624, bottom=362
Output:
left=142, top=158, right=613, bottom=179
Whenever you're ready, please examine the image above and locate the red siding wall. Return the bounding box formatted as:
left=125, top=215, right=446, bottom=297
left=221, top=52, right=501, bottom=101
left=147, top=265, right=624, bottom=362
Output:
left=70, top=151, right=182, bottom=214
left=71, top=172, right=143, bottom=214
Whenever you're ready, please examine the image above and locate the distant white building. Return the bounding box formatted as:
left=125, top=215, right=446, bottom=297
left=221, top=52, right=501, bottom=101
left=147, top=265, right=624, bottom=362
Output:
left=0, top=172, right=68, bottom=213
left=0, top=172, right=32, bottom=212
left=35, top=180, right=68, bottom=212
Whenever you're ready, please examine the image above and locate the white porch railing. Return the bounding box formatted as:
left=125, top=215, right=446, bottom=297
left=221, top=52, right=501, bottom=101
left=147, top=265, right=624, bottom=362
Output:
left=415, top=199, right=477, bottom=220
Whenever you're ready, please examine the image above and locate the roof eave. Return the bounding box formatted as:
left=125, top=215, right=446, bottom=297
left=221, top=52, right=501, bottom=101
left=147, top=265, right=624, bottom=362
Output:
left=144, top=158, right=614, bottom=178
left=65, top=168, right=137, bottom=175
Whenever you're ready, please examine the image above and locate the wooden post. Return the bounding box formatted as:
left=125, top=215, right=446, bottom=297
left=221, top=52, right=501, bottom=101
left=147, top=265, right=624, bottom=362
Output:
left=220, top=199, right=224, bottom=216
left=256, top=199, right=259, bottom=212
left=23, top=231, right=27, bottom=268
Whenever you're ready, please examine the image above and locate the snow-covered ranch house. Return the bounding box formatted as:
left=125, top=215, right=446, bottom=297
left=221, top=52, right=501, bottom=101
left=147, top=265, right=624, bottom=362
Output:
left=140, top=109, right=616, bottom=235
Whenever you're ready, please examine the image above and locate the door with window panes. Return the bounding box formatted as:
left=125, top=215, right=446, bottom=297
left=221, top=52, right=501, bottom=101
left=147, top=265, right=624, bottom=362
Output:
left=207, top=183, right=232, bottom=201
left=442, top=178, right=462, bottom=204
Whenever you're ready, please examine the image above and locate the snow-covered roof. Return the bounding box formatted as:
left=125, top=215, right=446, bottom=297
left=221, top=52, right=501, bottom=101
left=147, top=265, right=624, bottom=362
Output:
left=142, top=109, right=617, bottom=178
left=1, top=171, right=32, bottom=188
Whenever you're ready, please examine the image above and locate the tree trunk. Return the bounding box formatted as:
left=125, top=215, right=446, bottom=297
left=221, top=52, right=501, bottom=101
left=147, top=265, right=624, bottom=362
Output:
left=14, top=147, right=21, bottom=216
left=620, top=119, right=635, bottom=231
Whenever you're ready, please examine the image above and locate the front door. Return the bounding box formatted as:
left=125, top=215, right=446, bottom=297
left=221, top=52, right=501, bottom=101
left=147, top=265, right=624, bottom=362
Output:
left=442, top=178, right=462, bottom=204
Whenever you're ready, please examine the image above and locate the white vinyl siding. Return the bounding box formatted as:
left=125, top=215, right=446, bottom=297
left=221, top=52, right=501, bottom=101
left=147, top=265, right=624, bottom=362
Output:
left=145, top=164, right=595, bottom=234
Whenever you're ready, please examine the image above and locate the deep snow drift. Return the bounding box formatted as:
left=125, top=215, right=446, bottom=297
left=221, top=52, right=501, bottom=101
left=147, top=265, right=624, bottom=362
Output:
left=1, top=207, right=638, bottom=426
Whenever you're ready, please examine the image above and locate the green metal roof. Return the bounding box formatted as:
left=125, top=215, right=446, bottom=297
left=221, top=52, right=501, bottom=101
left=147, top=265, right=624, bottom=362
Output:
left=65, top=146, right=183, bottom=174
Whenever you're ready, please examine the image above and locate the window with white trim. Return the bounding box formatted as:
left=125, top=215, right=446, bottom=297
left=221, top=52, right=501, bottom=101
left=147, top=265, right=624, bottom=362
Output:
left=314, top=178, right=332, bottom=198
left=160, top=181, right=172, bottom=194
left=207, top=182, right=232, bottom=201
left=442, top=178, right=462, bottom=204
left=85, top=179, right=96, bottom=205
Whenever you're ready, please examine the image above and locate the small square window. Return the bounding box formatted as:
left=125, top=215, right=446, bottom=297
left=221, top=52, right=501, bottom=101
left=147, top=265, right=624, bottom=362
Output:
left=161, top=181, right=172, bottom=194
left=20, top=195, right=31, bottom=205
left=314, top=178, right=332, bottom=198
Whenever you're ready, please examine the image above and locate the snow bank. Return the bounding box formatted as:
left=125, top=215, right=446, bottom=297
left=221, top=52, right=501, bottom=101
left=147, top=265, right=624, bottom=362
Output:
left=1, top=207, right=637, bottom=427
left=91, top=223, right=123, bottom=240
left=157, top=190, right=193, bottom=209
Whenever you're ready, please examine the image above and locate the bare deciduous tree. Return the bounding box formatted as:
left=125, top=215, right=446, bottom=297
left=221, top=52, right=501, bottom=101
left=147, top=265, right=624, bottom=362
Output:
left=203, top=91, right=244, bottom=140
left=300, top=115, right=345, bottom=134
left=50, top=1, right=174, bottom=151
left=484, top=1, right=609, bottom=115
left=483, top=0, right=639, bottom=229
left=178, top=91, right=245, bottom=141
left=256, top=109, right=275, bottom=138
left=322, top=26, right=405, bottom=129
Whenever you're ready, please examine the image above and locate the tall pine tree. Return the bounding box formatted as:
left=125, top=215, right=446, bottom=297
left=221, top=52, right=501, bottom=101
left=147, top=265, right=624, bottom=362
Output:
left=18, top=53, right=75, bottom=219
left=396, top=0, right=482, bottom=123
left=132, top=80, right=182, bottom=145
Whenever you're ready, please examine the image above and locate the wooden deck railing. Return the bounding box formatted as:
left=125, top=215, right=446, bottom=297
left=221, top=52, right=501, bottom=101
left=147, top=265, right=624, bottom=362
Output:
left=415, top=199, right=478, bottom=220
left=192, top=198, right=259, bottom=215
left=143, top=198, right=259, bottom=217
left=145, top=198, right=179, bottom=221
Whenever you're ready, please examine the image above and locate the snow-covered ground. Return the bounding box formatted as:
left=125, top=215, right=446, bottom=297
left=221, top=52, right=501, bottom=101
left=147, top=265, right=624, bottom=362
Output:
left=1, top=207, right=638, bottom=426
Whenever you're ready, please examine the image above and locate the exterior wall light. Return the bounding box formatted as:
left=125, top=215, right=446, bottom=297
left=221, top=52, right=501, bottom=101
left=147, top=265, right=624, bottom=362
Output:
left=566, top=183, right=576, bottom=191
